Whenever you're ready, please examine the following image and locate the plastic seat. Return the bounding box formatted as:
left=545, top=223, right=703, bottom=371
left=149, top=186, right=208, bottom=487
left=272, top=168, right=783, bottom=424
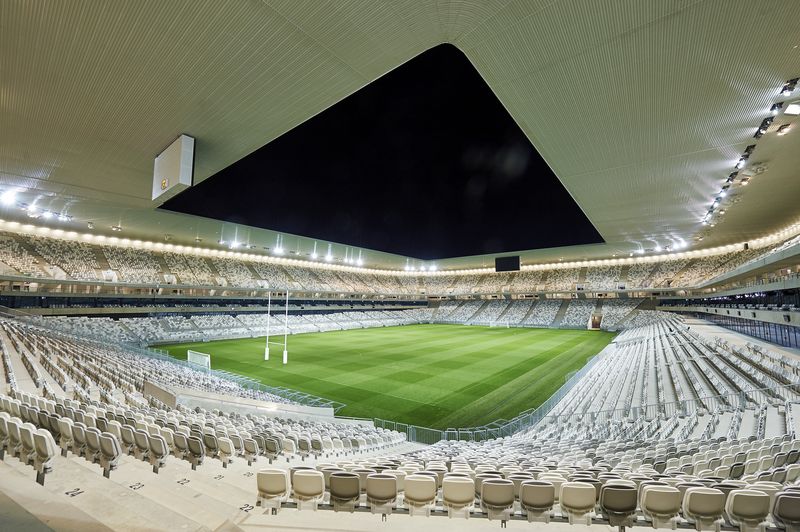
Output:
left=131, top=429, right=150, bottom=461
left=329, top=472, right=360, bottom=513
left=520, top=479, right=555, bottom=522
left=404, top=474, right=437, bottom=516
left=772, top=492, right=800, bottom=531
left=560, top=481, right=597, bottom=525
left=71, top=423, right=88, bottom=458
left=186, top=435, right=205, bottom=470
left=243, top=438, right=259, bottom=465
left=98, top=433, right=121, bottom=478
left=217, top=437, right=234, bottom=468
left=292, top=469, right=324, bottom=510
left=148, top=433, right=169, bottom=473
left=600, top=485, right=637, bottom=531
left=256, top=468, right=289, bottom=513
left=84, top=427, right=103, bottom=464
left=725, top=489, right=769, bottom=532
left=56, top=417, right=74, bottom=456
left=18, top=423, right=37, bottom=465
left=641, top=486, right=681, bottom=529
left=442, top=476, right=475, bottom=518
left=366, top=473, right=397, bottom=519
left=480, top=478, right=514, bottom=523
left=683, top=487, right=725, bottom=531
left=32, top=429, right=57, bottom=486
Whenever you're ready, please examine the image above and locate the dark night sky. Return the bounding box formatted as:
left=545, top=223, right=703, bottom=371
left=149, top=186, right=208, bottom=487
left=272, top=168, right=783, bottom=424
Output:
left=163, top=44, right=602, bottom=259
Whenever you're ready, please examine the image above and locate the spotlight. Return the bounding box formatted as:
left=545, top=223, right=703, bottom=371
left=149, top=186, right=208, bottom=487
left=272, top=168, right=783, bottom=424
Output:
left=87, top=221, right=95, bottom=229
left=0, top=190, right=17, bottom=206
left=726, top=172, right=738, bottom=183
left=324, top=254, right=332, bottom=262
left=217, top=239, right=226, bottom=245
left=719, top=189, right=727, bottom=198
left=754, top=116, right=774, bottom=138
left=311, top=252, right=318, bottom=260
left=273, top=247, right=284, bottom=255
left=194, top=237, right=202, bottom=243
left=110, top=225, right=122, bottom=232
left=41, top=210, right=52, bottom=219
left=26, top=207, right=40, bottom=218
left=58, top=213, right=71, bottom=222
left=229, top=241, right=240, bottom=249
left=735, top=158, right=746, bottom=169
left=770, top=102, right=784, bottom=115
left=419, top=265, right=426, bottom=271
left=356, top=259, right=363, bottom=267
left=777, top=124, right=791, bottom=136
left=404, top=265, right=410, bottom=271
left=780, top=77, right=798, bottom=97
left=429, top=265, right=437, bottom=271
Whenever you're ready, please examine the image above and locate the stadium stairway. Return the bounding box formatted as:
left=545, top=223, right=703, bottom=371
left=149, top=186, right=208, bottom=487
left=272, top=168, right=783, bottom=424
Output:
left=550, top=300, right=570, bottom=328
left=466, top=300, right=491, bottom=322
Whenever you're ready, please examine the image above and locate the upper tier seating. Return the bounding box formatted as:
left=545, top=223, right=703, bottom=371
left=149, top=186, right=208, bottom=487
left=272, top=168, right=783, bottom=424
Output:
left=0, top=230, right=797, bottom=296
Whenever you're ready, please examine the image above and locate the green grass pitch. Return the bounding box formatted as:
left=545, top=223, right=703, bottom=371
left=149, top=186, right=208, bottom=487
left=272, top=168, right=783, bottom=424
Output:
left=160, top=324, right=615, bottom=429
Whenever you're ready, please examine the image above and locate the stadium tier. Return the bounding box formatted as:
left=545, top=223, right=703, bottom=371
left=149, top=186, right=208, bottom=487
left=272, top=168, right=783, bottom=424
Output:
left=0, top=230, right=797, bottom=296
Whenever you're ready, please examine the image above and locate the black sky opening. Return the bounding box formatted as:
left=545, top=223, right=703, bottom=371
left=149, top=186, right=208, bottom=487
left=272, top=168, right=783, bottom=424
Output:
left=163, top=44, right=603, bottom=259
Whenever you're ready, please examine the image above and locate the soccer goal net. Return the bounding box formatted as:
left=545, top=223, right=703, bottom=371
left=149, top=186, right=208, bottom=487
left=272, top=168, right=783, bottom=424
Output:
left=187, top=350, right=211, bottom=370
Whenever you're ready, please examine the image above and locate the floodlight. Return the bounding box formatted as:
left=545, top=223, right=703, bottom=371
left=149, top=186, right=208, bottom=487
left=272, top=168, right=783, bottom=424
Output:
left=0, top=190, right=17, bottom=206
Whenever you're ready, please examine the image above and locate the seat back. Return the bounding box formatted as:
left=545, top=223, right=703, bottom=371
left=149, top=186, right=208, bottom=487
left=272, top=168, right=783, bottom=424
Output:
left=642, top=486, right=681, bottom=516
left=85, top=428, right=102, bottom=453
left=148, top=434, right=168, bottom=458
left=187, top=436, right=205, bottom=457
left=404, top=474, right=436, bottom=504
left=520, top=480, right=555, bottom=510
left=481, top=478, right=514, bottom=509
left=329, top=472, right=360, bottom=502
left=292, top=470, right=324, bottom=499
left=366, top=474, right=397, bottom=503
left=257, top=468, right=288, bottom=496
left=19, top=423, right=36, bottom=455
left=173, top=432, right=188, bottom=452
left=725, top=489, right=769, bottom=523
left=134, top=429, right=149, bottom=451
left=773, top=492, right=800, bottom=525
left=443, top=476, right=475, bottom=506
left=33, top=429, right=56, bottom=462
left=683, top=487, right=725, bottom=519
left=99, top=433, right=121, bottom=460
left=600, top=485, right=637, bottom=513
left=120, top=425, right=136, bottom=446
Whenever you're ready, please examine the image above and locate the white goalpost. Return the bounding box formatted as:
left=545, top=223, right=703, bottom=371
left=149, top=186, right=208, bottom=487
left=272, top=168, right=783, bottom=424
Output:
left=187, top=349, right=211, bottom=370
left=264, top=290, right=289, bottom=364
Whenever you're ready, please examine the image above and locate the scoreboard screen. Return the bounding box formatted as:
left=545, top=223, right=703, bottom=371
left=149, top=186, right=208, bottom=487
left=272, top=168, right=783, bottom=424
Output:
left=495, top=255, right=520, bottom=272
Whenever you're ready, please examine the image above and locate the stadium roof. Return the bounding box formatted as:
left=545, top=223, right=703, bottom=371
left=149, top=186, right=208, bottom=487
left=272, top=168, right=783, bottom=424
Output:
left=1, top=0, right=799, bottom=270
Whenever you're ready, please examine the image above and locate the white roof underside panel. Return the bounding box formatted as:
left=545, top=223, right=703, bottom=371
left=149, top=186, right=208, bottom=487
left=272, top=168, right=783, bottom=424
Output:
left=1, top=0, right=799, bottom=268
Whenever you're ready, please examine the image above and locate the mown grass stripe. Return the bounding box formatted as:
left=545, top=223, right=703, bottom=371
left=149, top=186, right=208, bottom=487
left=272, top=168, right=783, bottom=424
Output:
left=160, top=324, right=615, bottom=429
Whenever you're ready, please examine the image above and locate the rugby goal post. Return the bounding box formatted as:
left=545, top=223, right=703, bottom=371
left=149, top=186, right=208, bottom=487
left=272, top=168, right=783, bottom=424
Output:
left=187, top=350, right=211, bottom=371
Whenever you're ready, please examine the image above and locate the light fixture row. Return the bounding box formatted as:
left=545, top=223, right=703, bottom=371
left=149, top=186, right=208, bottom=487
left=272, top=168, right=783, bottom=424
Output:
left=703, top=77, right=798, bottom=227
